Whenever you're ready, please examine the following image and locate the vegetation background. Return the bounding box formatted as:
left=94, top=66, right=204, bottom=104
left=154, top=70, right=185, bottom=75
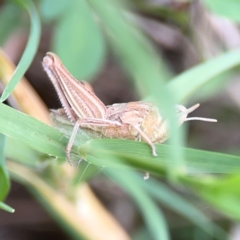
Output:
left=1, top=0, right=240, bottom=239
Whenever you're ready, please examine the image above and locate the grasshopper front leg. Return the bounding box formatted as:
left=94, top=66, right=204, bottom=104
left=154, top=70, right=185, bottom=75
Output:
left=66, top=118, right=121, bottom=165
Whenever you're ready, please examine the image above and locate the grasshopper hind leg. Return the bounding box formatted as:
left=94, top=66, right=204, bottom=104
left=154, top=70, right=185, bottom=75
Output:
left=131, top=125, right=158, bottom=156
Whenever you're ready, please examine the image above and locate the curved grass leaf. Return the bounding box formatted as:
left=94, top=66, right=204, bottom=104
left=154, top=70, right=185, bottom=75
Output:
left=0, top=133, right=10, bottom=200
left=167, top=49, right=240, bottom=103
left=0, top=0, right=40, bottom=102
left=52, top=0, right=105, bottom=79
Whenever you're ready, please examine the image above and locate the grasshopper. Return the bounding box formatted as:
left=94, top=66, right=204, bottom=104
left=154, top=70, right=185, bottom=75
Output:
left=43, top=52, right=217, bottom=166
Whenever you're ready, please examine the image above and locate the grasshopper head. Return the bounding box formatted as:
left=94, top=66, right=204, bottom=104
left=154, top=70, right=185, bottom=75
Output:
left=176, top=103, right=217, bottom=125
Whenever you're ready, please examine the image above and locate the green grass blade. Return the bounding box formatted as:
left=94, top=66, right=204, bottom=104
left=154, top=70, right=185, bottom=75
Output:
left=106, top=169, right=170, bottom=240
left=145, top=179, right=228, bottom=240
left=5, top=137, right=42, bottom=167
left=0, top=0, right=41, bottom=102
left=88, top=0, right=184, bottom=178
left=1, top=103, right=240, bottom=176
left=167, top=49, right=240, bottom=103
left=191, top=173, right=240, bottom=221
left=80, top=139, right=240, bottom=175
left=0, top=103, right=66, bottom=158
left=0, top=133, right=10, bottom=200
left=0, top=201, right=15, bottom=213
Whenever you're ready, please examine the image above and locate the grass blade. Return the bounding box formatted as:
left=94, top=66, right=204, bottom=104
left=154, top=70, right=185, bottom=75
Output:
left=80, top=139, right=240, bottom=175
left=145, top=179, right=228, bottom=240
left=106, top=169, right=170, bottom=240
left=191, top=173, right=240, bottom=221
left=0, top=103, right=66, bottom=158
left=88, top=0, right=184, bottom=178
left=167, top=49, right=240, bottom=103
left=0, top=133, right=10, bottom=201
left=0, top=0, right=41, bottom=102
left=1, top=103, right=240, bottom=176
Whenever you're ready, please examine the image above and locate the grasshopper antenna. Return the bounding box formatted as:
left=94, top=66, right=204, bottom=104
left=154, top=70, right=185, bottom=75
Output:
left=184, top=103, right=217, bottom=122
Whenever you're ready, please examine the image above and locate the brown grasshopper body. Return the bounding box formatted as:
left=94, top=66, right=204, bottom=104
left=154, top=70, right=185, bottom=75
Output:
left=105, top=102, right=168, bottom=143
left=43, top=52, right=216, bottom=164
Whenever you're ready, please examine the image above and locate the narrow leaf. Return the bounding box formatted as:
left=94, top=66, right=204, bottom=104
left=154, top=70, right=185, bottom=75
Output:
left=167, top=49, right=240, bottom=103
left=146, top=179, right=228, bottom=240
left=106, top=169, right=170, bottom=240
left=80, top=139, right=240, bottom=175
left=1, top=103, right=240, bottom=176
left=88, top=0, right=184, bottom=178
left=0, top=103, right=66, bottom=158
left=0, top=133, right=10, bottom=200
left=0, top=0, right=41, bottom=102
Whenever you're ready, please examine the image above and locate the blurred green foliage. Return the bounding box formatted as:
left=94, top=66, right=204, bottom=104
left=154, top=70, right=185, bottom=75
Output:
left=203, top=0, right=240, bottom=22
left=1, top=0, right=240, bottom=240
left=45, top=0, right=106, bottom=80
